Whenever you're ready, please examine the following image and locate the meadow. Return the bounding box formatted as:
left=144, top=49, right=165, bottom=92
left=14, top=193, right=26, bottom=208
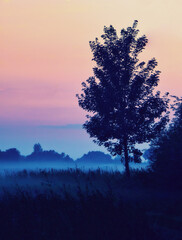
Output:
left=0, top=166, right=181, bottom=240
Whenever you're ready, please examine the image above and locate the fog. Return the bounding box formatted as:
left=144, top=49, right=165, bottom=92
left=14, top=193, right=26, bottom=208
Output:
left=0, top=161, right=149, bottom=197
left=0, top=161, right=149, bottom=174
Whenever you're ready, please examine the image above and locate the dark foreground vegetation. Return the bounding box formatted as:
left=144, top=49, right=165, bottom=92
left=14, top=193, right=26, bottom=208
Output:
left=0, top=168, right=181, bottom=240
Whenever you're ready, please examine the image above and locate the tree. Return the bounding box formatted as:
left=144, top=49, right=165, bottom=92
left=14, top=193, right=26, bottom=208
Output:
left=33, top=143, right=43, bottom=153
left=0, top=148, right=21, bottom=161
left=76, top=151, right=112, bottom=164
left=149, top=98, right=182, bottom=186
left=77, top=21, right=169, bottom=177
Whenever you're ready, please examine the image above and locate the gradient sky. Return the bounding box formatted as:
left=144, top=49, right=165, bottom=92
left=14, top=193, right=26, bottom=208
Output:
left=0, top=0, right=181, bottom=158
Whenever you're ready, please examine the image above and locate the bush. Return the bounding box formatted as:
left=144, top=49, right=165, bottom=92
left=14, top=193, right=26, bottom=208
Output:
left=149, top=101, right=182, bottom=188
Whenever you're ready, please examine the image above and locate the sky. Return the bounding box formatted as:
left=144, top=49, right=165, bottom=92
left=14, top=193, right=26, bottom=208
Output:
left=0, top=0, right=181, bottom=158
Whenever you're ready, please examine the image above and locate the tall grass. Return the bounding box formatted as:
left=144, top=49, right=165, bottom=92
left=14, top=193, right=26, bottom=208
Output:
left=0, top=168, right=181, bottom=240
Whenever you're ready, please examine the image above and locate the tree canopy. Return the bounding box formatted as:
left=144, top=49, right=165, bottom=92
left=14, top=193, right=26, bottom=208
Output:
left=77, top=20, right=169, bottom=176
left=149, top=98, right=182, bottom=187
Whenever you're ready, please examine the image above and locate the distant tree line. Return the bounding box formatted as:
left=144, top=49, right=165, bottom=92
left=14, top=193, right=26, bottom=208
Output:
left=0, top=144, right=72, bottom=163
left=0, top=143, right=144, bottom=164
left=0, top=144, right=114, bottom=163
left=0, top=148, right=21, bottom=161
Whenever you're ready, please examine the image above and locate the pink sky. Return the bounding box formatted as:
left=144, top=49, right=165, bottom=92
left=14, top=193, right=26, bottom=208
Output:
left=0, top=0, right=182, bottom=126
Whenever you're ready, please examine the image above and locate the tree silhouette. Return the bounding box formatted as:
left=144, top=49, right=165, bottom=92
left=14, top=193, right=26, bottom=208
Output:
left=33, top=143, right=43, bottom=153
left=149, top=98, right=182, bottom=186
left=76, top=151, right=112, bottom=163
left=0, top=148, right=21, bottom=161
left=77, top=21, right=169, bottom=176
left=27, top=144, right=73, bottom=162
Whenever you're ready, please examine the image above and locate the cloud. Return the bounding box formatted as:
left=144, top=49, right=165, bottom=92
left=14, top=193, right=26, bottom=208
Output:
left=39, top=124, right=83, bottom=130
left=0, top=88, right=7, bottom=93
left=0, top=87, right=14, bottom=93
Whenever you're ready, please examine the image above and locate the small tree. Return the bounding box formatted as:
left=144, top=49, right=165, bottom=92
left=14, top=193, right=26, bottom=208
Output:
left=33, top=143, right=43, bottom=153
left=77, top=21, right=169, bottom=176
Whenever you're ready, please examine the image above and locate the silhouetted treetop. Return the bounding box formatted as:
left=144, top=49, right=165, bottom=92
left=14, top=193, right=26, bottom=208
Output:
left=77, top=20, right=170, bottom=176
left=0, top=148, right=21, bottom=161
left=33, top=143, right=43, bottom=153
left=76, top=151, right=112, bottom=163
left=27, top=144, right=73, bottom=162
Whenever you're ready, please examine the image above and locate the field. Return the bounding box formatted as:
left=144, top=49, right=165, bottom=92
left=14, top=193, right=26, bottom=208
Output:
left=0, top=166, right=181, bottom=240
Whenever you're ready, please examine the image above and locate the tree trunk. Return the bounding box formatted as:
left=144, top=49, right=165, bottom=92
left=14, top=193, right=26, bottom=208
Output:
left=123, top=139, right=130, bottom=178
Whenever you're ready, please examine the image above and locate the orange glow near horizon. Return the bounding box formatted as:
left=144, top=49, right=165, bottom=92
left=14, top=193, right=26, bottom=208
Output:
left=0, top=0, right=182, bottom=125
